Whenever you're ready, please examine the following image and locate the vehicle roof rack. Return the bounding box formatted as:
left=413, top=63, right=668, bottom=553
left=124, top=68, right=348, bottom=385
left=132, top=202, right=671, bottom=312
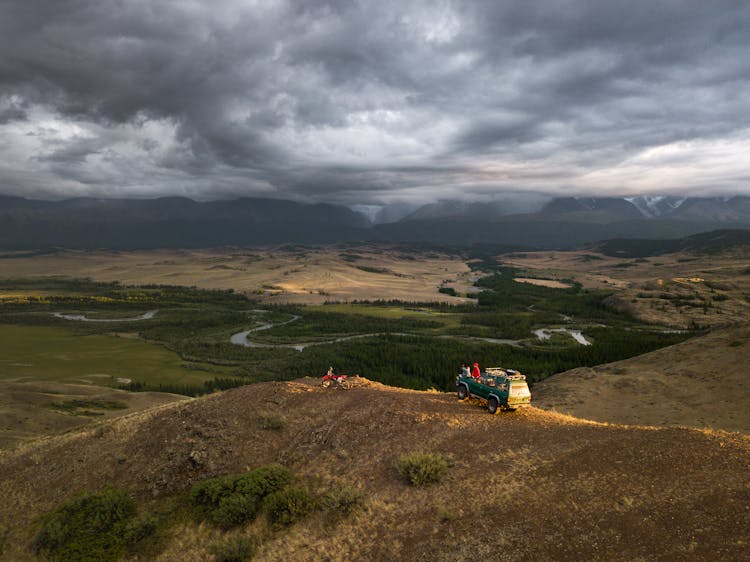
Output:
left=485, top=367, right=526, bottom=380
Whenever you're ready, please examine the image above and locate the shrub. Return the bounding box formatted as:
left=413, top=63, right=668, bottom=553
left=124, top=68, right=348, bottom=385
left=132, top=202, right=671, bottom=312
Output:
left=209, top=535, right=256, bottom=562
left=394, top=452, right=448, bottom=486
left=259, top=412, right=287, bottom=430
left=212, top=494, right=262, bottom=529
left=190, top=464, right=292, bottom=528
left=118, top=513, right=157, bottom=546
left=34, top=488, right=154, bottom=561
left=264, top=487, right=314, bottom=527
left=320, top=485, right=363, bottom=517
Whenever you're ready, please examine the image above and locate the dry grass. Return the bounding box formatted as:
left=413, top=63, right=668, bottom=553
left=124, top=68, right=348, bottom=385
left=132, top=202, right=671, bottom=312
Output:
left=0, top=378, right=747, bottom=561
left=0, top=380, right=187, bottom=450
left=0, top=246, right=477, bottom=304
left=504, top=246, right=750, bottom=328
left=513, top=277, right=572, bottom=288
left=533, top=325, right=750, bottom=433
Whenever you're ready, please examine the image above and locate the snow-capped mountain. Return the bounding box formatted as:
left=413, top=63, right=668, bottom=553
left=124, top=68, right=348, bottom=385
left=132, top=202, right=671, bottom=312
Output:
left=626, top=196, right=687, bottom=218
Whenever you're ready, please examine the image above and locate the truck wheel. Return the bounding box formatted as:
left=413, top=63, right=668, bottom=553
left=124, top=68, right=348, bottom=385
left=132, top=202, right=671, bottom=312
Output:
left=457, top=384, right=469, bottom=400
left=487, top=396, right=499, bottom=415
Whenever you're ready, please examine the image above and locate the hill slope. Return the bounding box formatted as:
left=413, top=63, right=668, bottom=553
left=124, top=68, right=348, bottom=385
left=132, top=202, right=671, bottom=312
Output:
left=533, top=326, right=750, bottom=433
left=1, top=378, right=747, bottom=561
left=595, top=228, right=750, bottom=257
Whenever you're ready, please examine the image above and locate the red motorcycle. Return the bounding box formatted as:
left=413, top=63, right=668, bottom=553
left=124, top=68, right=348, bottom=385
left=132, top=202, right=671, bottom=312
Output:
left=321, top=372, right=351, bottom=389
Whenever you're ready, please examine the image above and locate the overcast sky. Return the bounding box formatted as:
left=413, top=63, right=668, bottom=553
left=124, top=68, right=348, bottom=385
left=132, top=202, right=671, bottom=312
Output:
left=1, top=0, right=750, bottom=206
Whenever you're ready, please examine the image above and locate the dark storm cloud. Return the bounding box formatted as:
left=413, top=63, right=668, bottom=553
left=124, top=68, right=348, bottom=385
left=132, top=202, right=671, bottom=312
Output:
left=1, top=0, right=750, bottom=203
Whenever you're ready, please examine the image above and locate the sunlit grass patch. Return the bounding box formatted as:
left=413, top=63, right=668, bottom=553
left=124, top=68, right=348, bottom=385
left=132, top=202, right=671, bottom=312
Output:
left=259, top=412, right=287, bottom=430
left=209, top=535, right=256, bottom=562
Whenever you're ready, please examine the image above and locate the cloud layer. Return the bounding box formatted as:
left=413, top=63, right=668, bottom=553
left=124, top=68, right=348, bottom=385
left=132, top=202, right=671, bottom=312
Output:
left=2, top=0, right=750, bottom=204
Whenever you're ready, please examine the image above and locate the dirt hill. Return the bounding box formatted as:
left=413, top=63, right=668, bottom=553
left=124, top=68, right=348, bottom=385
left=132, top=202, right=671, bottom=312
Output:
left=1, top=378, right=748, bottom=561
left=533, top=325, right=750, bottom=434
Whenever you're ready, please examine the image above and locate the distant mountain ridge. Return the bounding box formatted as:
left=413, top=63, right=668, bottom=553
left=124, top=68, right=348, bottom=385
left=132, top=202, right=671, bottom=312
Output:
left=0, top=195, right=370, bottom=249
left=1, top=193, right=750, bottom=250
left=399, top=195, right=750, bottom=224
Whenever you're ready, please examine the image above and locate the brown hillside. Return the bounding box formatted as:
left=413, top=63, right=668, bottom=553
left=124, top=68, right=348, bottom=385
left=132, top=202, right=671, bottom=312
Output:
left=534, top=326, right=750, bottom=433
left=1, top=379, right=748, bottom=561
left=0, top=380, right=187, bottom=449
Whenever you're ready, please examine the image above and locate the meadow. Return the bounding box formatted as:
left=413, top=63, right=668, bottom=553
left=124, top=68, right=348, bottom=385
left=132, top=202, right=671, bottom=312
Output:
left=0, top=325, right=226, bottom=389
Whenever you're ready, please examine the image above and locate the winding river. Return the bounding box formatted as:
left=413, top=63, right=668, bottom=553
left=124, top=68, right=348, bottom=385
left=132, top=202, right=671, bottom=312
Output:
left=227, top=313, right=566, bottom=352
left=533, top=328, right=591, bottom=346
left=50, top=307, right=593, bottom=349
left=52, top=310, right=159, bottom=322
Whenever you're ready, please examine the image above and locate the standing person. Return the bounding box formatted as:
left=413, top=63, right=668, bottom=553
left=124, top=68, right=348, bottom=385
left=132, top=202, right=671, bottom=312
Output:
left=461, top=363, right=470, bottom=377
left=471, top=362, right=481, bottom=379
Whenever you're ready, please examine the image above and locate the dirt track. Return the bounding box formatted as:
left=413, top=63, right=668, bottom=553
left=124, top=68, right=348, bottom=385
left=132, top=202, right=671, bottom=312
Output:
left=1, top=378, right=747, bottom=561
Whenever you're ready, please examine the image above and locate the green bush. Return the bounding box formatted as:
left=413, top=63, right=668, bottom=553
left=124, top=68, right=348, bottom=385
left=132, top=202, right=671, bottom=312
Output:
left=118, top=513, right=157, bottom=545
left=190, top=464, right=292, bottom=528
left=320, top=485, right=363, bottom=517
left=264, top=487, right=314, bottom=527
left=209, top=535, right=256, bottom=562
left=395, top=452, right=449, bottom=486
left=212, top=494, right=262, bottom=529
left=34, top=488, right=154, bottom=561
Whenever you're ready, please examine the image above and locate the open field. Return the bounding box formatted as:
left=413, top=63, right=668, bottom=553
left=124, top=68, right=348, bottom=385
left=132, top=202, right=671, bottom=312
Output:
left=504, top=246, right=750, bottom=328
left=0, top=246, right=478, bottom=304
left=0, top=325, right=227, bottom=389
left=0, top=378, right=747, bottom=561
left=513, top=277, right=572, bottom=288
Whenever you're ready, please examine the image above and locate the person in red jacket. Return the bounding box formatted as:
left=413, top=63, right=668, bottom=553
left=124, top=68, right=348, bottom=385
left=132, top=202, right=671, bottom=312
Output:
left=471, top=362, right=481, bottom=379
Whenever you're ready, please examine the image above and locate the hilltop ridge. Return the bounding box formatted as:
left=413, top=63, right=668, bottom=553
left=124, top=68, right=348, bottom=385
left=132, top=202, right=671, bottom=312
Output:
left=1, top=377, right=748, bottom=561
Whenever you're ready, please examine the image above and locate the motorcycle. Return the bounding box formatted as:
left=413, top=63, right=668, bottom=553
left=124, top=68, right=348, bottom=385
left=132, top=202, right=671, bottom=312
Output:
left=321, top=372, right=351, bottom=389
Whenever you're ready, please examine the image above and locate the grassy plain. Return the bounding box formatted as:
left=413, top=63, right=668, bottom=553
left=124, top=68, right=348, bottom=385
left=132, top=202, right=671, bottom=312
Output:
left=0, top=325, right=222, bottom=388
left=0, top=246, right=478, bottom=304
left=0, top=324, right=209, bottom=448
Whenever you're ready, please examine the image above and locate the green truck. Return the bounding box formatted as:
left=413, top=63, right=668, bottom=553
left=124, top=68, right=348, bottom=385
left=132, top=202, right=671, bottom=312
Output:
left=456, top=367, right=532, bottom=413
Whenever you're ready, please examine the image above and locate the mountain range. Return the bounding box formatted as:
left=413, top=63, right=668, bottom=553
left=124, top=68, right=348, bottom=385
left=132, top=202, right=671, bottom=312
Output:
left=1, top=193, right=750, bottom=250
